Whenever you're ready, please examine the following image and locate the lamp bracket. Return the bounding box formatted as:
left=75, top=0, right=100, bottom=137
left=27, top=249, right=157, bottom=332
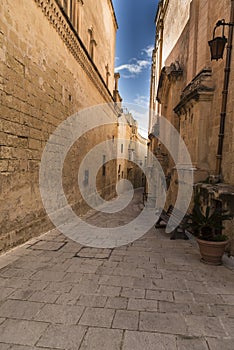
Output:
left=212, top=19, right=233, bottom=39
left=216, top=19, right=234, bottom=28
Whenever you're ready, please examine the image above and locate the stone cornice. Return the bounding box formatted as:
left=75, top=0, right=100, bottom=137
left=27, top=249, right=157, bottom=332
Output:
left=174, top=68, right=215, bottom=116
left=155, top=0, right=169, bottom=25
left=34, top=0, right=116, bottom=109
left=108, top=0, right=118, bottom=31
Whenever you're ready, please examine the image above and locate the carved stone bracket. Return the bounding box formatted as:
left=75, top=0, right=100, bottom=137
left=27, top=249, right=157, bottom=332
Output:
left=34, top=0, right=116, bottom=107
left=174, top=67, right=215, bottom=116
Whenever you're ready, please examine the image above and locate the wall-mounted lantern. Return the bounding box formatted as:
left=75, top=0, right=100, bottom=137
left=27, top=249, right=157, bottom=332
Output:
left=208, top=16, right=234, bottom=178
left=208, top=20, right=233, bottom=60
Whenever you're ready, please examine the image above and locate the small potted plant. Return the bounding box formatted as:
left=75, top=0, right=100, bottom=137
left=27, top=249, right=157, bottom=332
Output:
left=187, top=202, right=233, bottom=265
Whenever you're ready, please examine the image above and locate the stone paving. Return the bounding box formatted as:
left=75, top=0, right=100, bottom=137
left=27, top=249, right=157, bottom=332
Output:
left=0, top=194, right=234, bottom=349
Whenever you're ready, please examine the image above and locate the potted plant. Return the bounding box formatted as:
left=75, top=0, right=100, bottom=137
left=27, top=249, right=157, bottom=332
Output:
left=187, top=202, right=233, bottom=265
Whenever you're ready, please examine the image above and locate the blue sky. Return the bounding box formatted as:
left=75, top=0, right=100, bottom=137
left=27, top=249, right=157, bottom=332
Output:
left=112, top=0, right=158, bottom=137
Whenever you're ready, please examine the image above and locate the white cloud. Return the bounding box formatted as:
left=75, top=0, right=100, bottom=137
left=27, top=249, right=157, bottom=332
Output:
left=115, top=45, right=154, bottom=78
left=141, top=45, right=154, bottom=58
left=122, top=74, right=136, bottom=79
left=133, top=95, right=149, bottom=107
left=115, top=59, right=150, bottom=75
left=129, top=107, right=149, bottom=139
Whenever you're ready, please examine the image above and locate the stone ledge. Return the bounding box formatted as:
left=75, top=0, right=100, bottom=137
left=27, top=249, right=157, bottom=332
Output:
left=174, top=67, right=215, bottom=116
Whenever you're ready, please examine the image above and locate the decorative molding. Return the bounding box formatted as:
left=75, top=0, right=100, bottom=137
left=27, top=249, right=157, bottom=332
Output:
left=157, top=61, right=183, bottom=104
left=155, top=0, right=169, bottom=27
left=148, top=122, right=160, bottom=139
left=174, top=68, right=215, bottom=116
left=34, top=0, right=116, bottom=108
left=107, top=0, right=118, bottom=31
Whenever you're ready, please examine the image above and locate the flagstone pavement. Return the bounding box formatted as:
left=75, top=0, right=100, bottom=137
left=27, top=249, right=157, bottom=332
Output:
left=0, top=196, right=234, bottom=349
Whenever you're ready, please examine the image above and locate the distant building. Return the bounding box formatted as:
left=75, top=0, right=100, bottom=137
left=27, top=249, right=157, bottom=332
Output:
left=0, top=0, right=120, bottom=251
left=117, top=111, right=147, bottom=192
left=148, top=0, right=234, bottom=252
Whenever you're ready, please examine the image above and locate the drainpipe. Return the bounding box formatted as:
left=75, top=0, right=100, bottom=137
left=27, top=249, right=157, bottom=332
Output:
left=215, top=0, right=234, bottom=178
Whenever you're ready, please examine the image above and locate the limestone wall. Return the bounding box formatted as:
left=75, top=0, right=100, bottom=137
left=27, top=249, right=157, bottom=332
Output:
left=0, top=0, right=118, bottom=251
left=151, top=0, right=233, bottom=184
left=162, top=0, right=233, bottom=183
left=149, top=0, right=234, bottom=247
left=149, top=0, right=191, bottom=135
left=76, top=0, right=117, bottom=92
left=162, top=0, right=192, bottom=66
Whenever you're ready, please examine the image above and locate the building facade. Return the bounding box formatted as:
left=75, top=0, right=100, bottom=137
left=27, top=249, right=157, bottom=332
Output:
left=117, top=111, right=147, bottom=192
left=0, top=0, right=120, bottom=251
left=148, top=0, right=234, bottom=252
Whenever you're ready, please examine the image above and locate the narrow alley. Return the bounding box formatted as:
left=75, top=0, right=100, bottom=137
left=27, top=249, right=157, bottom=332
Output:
left=0, top=190, right=233, bottom=350
left=1, top=0, right=234, bottom=349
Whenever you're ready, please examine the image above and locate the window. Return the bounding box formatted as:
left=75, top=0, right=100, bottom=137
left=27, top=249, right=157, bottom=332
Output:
left=102, top=155, right=106, bottom=176
left=105, top=64, right=110, bottom=87
left=84, top=169, right=89, bottom=185
left=128, top=150, right=132, bottom=161
left=121, top=144, right=123, bottom=153
left=70, top=0, right=73, bottom=19
left=76, top=0, right=84, bottom=34
left=88, top=27, right=97, bottom=60
left=59, top=0, right=84, bottom=36
left=63, top=0, right=68, bottom=14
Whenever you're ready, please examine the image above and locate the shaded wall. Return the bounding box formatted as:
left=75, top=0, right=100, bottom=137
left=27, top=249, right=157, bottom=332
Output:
left=0, top=0, right=118, bottom=251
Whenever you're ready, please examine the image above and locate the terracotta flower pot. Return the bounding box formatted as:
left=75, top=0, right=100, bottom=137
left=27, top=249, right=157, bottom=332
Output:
left=196, top=238, right=228, bottom=265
